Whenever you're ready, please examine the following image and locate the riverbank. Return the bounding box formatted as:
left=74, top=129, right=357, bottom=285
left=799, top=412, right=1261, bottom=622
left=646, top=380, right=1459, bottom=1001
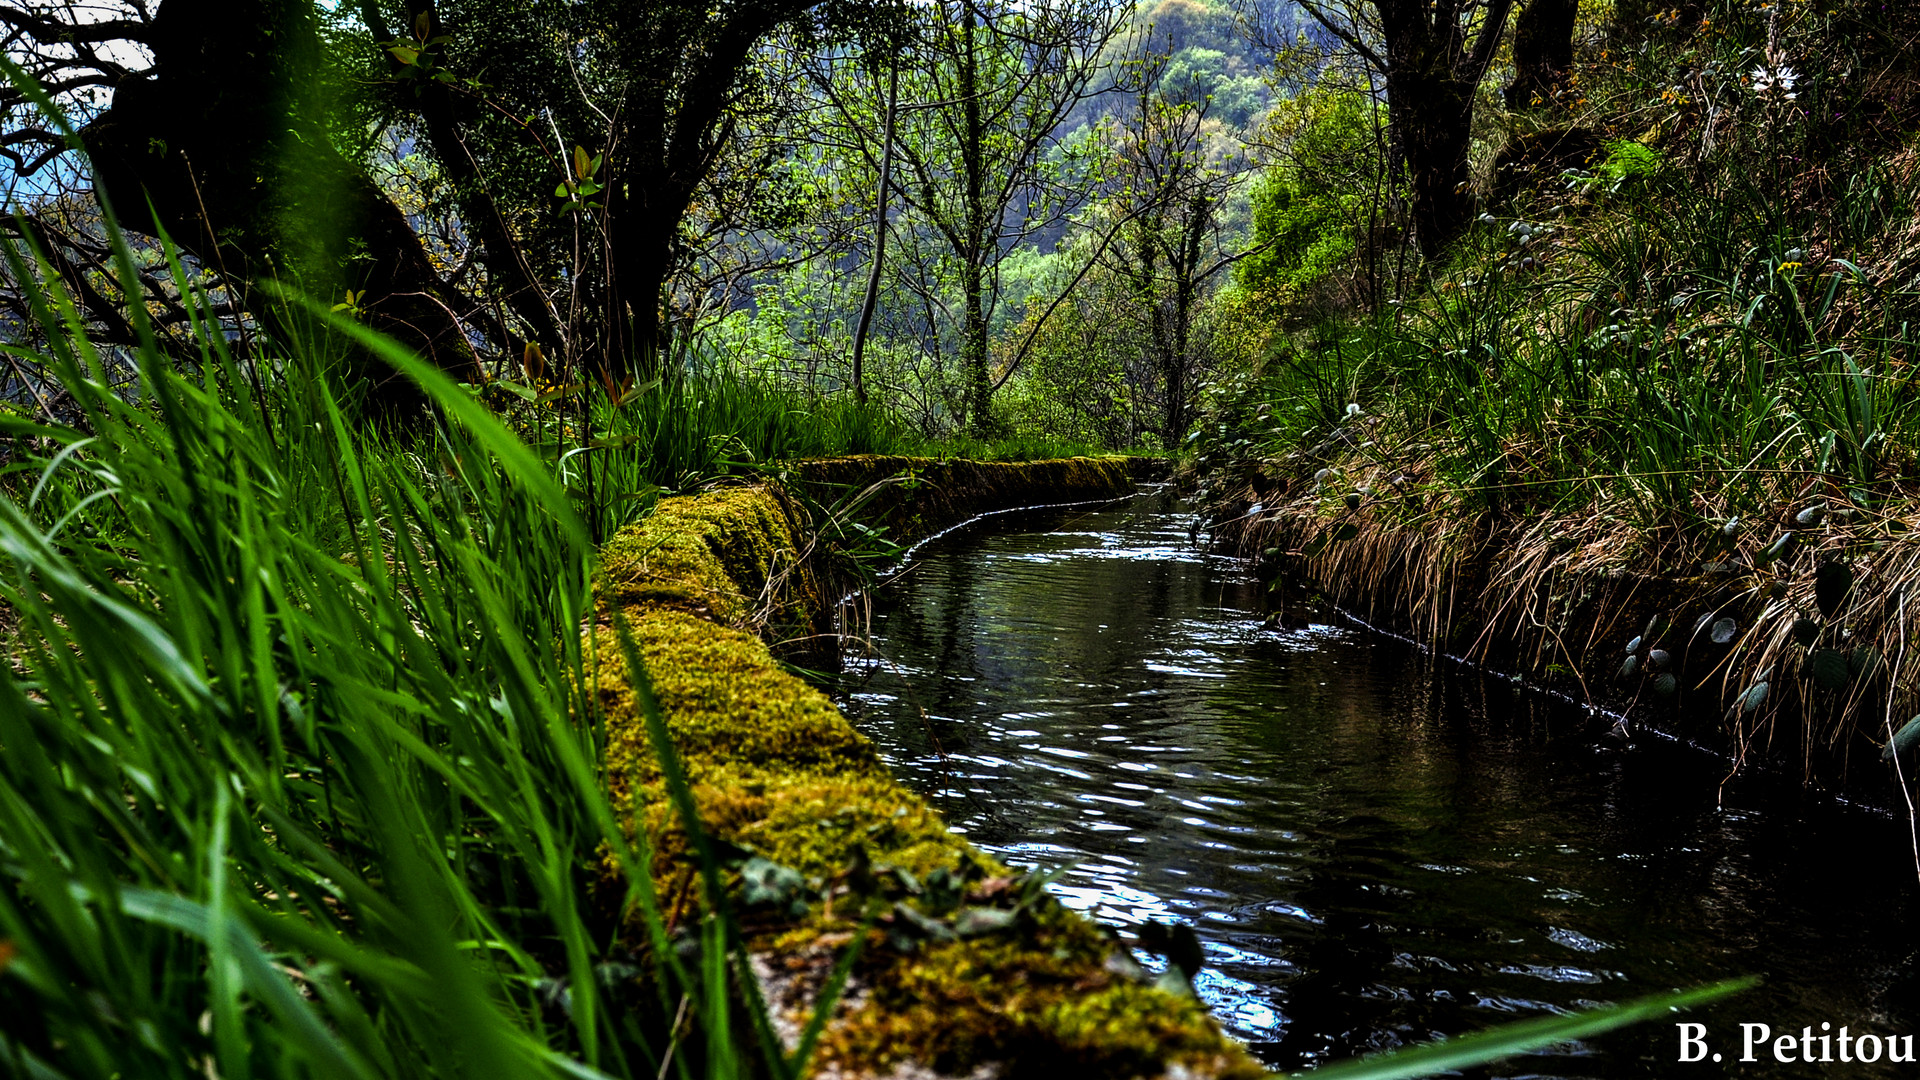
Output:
left=590, top=456, right=1262, bottom=1078
left=1177, top=0, right=1920, bottom=801
left=1193, top=433, right=1920, bottom=800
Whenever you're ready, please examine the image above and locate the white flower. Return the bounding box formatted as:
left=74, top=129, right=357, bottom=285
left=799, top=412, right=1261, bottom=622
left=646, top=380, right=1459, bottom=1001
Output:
left=1752, top=64, right=1800, bottom=102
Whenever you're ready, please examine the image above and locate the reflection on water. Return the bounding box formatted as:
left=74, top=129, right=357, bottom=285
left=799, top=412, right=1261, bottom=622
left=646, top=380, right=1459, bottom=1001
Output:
left=837, top=494, right=1920, bottom=1075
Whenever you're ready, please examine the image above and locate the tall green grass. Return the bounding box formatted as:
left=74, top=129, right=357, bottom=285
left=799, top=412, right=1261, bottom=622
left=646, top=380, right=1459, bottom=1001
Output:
left=1221, top=186, right=1920, bottom=537
left=488, top=368, right=1137, bottom=544
left=0, top=214, right=838, bottom=1078
left=1203, top=0, right=1920, bottom=540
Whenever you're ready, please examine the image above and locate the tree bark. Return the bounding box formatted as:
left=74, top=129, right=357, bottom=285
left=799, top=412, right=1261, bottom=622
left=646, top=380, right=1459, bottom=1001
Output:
left=81, top=0, right=480, bottom=415
left=1386, top=61, right=1477, bottom=260
left=1506, top=0, right=1580, bottom=109
left=1373, top=0, right=1516, bottom=259
left=850, top=63, right=898, bottom=407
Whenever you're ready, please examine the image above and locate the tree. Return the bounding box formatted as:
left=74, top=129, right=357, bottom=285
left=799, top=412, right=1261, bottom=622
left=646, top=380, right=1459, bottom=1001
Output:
left=1238, top=85, right=1397, bottom=318
left=343, top=0, right=851, bottom=382
left=1506, top=0, right=1578, bottom=109
left=874, top=0, right=1133, bottom=434
left=1100, top=55, right=1249, bottom=440
left=1246, top=0, right=1581, bottom=258
left=0, top=0, right=848, bottom=409
left=0, top=1, right=482, bottom=411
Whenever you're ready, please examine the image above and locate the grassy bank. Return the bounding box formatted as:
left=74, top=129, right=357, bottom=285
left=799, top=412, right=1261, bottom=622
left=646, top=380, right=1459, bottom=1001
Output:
left=1190, top=0, right=1920, bottom=789
left=484, top=372, right=1136, bottom=545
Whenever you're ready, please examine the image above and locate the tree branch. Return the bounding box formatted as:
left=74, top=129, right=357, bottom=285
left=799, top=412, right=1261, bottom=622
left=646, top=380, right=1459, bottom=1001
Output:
left=0, top=5, right=150, bottom=45
left=1294, top=0, right=1387, bottom=73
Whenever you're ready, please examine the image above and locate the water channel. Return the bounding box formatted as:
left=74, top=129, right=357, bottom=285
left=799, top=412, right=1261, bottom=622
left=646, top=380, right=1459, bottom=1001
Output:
left=835, top=492, right=1920, bottom=1076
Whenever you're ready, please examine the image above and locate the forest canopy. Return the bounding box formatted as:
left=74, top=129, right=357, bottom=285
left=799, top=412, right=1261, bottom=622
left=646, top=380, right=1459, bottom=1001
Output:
left=1, top=0, right=1588, bottom=442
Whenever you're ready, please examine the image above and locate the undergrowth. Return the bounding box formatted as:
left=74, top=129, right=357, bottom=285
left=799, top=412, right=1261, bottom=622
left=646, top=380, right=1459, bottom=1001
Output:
left=1191, top=0, right=1920, bottom=779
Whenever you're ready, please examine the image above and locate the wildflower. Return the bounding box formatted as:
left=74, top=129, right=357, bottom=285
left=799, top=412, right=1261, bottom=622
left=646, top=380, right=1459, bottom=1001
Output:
left=1778, top=261, right=1803, bottom=274
left=1345, top=403, right=1364, bottom=418
left=1751, top=64, right=1799, bottom=101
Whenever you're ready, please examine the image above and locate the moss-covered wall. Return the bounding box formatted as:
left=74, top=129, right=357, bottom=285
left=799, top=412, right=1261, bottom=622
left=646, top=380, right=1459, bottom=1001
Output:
left=588, top=461, right=1257, bottom=1078
left=788, top=455, right=1140, bottom=547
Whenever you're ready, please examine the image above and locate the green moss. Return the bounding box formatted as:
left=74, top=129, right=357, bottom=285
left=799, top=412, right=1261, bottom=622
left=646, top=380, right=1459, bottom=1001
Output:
left=822, top=912, right=1264, bottom=1079
left=597, top=485, right=814, bottom=630
left=592, top=609, right=873, bottom=797
left=585, top=460, right=1255, bottom=1078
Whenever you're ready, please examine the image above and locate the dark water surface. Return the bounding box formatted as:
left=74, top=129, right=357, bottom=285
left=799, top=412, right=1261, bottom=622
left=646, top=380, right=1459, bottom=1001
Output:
left=835, top=493, right=1920, bottom=1076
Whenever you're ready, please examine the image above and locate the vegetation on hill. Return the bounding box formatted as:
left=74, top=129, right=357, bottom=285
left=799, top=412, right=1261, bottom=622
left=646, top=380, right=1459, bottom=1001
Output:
left=1189, top=0, right=1920, bottom=780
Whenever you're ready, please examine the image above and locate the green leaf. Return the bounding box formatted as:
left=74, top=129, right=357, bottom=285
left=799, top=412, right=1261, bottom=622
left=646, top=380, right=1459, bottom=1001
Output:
left=1882, top=717, right=1920, bottom=762
left=1625, top=635, right=1643, bottom=655
left=1654, top=673, right=1678, bottom=696
left=1761, top=532, right=1795, bottom=562
left=1739, top=681, right=1769, bottom=715
left=1792, top=617, right=1820, bottom=647
left=1292, top=979, right=1756, bottom=1080
left=492, top=378, right=538, bottom=402
left=388, top=44, right=421, bottom=65
left=1646, top=648, right=1671, bottom=671
left=1333, top=522, right=1360, bottom=542
left=1710, top=617, right=1738, bottom=645
left=1849, top=647, right=1880, bottom=681
left=1136, top=921, right=1205, bottom=984
left=1619, top=654, right=1640, bottom=680
left=1809, top=648, right=1849, bottom=690
left=1815, top=559, right=1853, bottom=619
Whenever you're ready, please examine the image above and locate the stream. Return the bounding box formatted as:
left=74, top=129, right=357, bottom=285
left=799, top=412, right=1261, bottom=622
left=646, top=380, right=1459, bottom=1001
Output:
left=835, top=492, right=1920, bottom=1076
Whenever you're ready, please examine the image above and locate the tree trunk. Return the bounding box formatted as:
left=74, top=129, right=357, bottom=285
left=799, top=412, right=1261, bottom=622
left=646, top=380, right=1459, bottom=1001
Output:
left=82, top=0, right=478, bottom=416
left=369, top=1, right=564, bottom=359
left=1388, top=62, right=1478, bottom=259
left=959, top=10, right=994, bottom=435
left=1372, top=0, right=1517, bottom=260
left=1506, top=0, right=1580, bottom=109
left=851, top=63, right=898, bottom=407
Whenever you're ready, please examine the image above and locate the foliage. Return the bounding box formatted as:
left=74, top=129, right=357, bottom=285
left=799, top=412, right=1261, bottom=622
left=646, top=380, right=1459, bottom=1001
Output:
left=0, top=223, right=834, bottom=1078
left=1190, top=0, right=1920, bottom=770
left=1237, top=86, right=1395, bottom=320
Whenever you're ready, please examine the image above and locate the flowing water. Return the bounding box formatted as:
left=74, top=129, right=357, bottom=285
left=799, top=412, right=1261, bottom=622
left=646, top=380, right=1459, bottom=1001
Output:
left=836, top=492, right=1920, bottom=1076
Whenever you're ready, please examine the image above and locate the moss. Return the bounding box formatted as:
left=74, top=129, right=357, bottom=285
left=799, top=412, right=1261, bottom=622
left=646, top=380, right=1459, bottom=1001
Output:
left=592, top=609, right=875, bottom=800
left=791, top=456, right=1137, bottom=543
left=821, top=912, right=1265, bottom=1079
left=597, top=485, right=815, bottom=631
left=587, top=460, right=1256, bottom=1077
